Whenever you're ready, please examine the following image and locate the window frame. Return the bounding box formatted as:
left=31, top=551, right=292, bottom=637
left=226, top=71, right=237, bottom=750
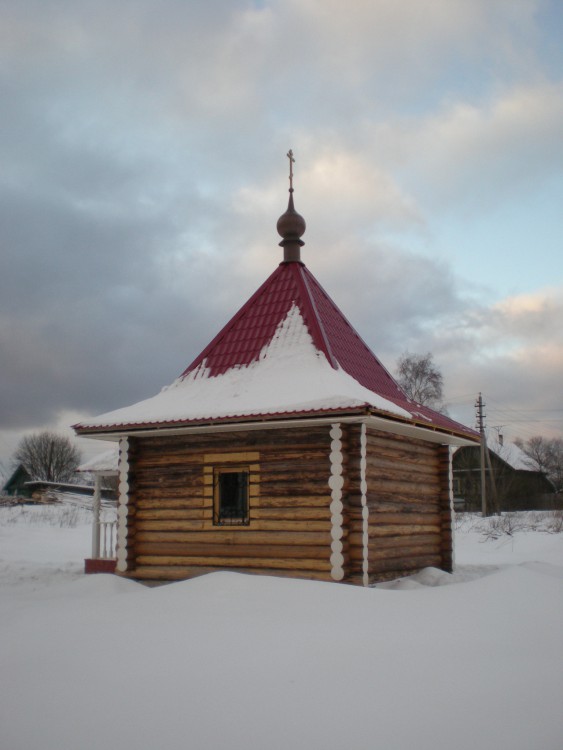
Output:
left=213, top=465, right=250, bottom=526
left=203, top=451, right=259, bottom=530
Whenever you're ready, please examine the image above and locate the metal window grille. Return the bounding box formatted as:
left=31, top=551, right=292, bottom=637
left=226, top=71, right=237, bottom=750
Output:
left=213, top=470, right=250, bottom=526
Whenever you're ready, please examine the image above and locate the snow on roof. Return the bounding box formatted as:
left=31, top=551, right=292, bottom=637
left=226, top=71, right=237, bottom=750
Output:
left=453, top=439, right=541, bottom=473
left=76, top=304, right=411, bottom=431
left=74, top=257, right=477, bottom=440
left=488, top=439, right=535, bottom=472
left=182, top=260, right=408, bottom=402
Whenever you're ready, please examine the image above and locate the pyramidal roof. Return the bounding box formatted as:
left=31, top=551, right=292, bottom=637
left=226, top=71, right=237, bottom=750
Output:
left=75, top=176, right=477, bottom=443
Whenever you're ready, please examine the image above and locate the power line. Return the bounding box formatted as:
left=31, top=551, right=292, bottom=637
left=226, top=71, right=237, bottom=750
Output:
left=447, top=392, right=563, bottom=442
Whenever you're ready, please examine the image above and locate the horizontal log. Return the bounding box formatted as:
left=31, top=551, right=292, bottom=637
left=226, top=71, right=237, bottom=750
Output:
left=367, top=500, right=440, bottom=515
left=254, top=495, right=331, bottom=508
left=365, top=469, right=440, bottom=489
left=136, top=508, right=206, bottom=521
left=136, top=430, right=331, bottom=456
left=133, top=529, right=332, bottom=546
left=366, top=477, right=439, bottom=496
left=130, top=494, right=442, bottom=515
left=349, top=532, right=440, bottom=549
left=346, top=504, right=365, bottom=520
left=135, top=433, right=298, bottom=452
left=134, top=494, right=332, bottom=511
left=134, top=486, right=201, bottom=499
left=137, top=520, right=206, bottom=532
left=368, top=523, right=441, bottom=537
left=347, top=543, right=364, bottom=558
left=366, top=453, right=438, bottom=472
left=249, top=508, right=329, bottom=521
left=135, top=460, right=324, bottom=478
left=136, top=519, right=332, bottom=533
left=136, top=459, right=329, bottom=478
left=135, top=473, right=260, bottom=489
left=135, top=497, right=205, bottom=510
left=254, top=483, right=331, bottom=497
left=135, top=541, right=331, bottom=559
left=366, top=451, right=439, bottom=471
left=369, top=543, right=441, bottom=560
left=135, top=470, right=202, bottom=484
left=132, top=484, right=330, bottom=507
left=367, top=426, right=435, bottom=444
left=259, top=469, right=330, bottom=482
left=347, top=529, right=366, bottom=544
left=367, top=451, right=440, bottom=475
left=368, top=512, right=440, bottom=526
left=370, top=553, right=442, bottom=574
left=366, top=432, right=438, bottom=456
left=135, top=555, right=331, bottom=571
left=368, top=498, right=441, bottom=514
left=367, top=493, right=439, bottom=511
left=258, top=457, right=330, bottom=471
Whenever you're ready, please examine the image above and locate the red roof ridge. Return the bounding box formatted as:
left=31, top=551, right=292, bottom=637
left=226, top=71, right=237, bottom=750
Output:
left=295, top=264, right=338, bottom=369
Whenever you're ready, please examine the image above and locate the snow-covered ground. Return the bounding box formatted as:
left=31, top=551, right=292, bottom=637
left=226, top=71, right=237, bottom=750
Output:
left=1, top=504, right=562, bottom=750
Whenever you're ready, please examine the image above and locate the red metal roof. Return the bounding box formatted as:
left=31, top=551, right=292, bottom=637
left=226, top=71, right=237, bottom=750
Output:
left=181, top=261, right=477, bottom=439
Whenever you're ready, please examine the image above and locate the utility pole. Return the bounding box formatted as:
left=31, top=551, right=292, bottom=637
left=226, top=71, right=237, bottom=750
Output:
left=475, top=393, right=487, bottom=516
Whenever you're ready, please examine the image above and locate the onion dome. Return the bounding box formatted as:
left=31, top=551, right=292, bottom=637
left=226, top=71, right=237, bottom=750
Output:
left=277, top=150, right=306, bottom=263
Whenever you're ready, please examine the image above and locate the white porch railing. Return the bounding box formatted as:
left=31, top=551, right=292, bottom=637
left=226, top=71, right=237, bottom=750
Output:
left=91, top=475, right=117, bottom=560
left=98, top=520, right=117, bottom=559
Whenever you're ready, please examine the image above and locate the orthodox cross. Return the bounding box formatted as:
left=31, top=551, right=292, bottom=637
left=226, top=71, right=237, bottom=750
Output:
left=287, top=149, right=295, bottom=191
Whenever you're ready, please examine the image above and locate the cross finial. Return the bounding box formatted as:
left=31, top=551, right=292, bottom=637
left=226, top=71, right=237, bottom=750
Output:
left=287, top=149, right=295, bottom=192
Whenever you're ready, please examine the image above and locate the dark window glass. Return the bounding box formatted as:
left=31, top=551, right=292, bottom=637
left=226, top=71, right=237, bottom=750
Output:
left=215, top=470, right=249, bottom=525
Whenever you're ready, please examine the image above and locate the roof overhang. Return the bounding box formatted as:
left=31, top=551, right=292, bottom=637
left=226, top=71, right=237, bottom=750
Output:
left=363, top=414, right=477, bottom=446
left=75, top=407, right=478, bottom=448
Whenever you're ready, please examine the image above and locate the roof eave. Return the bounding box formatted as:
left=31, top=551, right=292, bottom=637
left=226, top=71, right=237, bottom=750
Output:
left=74, top=403, right=477, bottom=446
left=73, top=405, right=371, bottom=438
left=364, top=409, right=479, bottom=446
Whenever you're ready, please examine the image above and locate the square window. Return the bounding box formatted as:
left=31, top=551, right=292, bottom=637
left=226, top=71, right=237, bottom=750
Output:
left=214, top=469, right=249, bottom=525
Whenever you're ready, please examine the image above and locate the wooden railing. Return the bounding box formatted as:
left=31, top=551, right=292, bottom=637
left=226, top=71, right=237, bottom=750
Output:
left=98, top=520, right=117, bottom=559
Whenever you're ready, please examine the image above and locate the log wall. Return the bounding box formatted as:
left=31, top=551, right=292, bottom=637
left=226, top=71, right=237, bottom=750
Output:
left=343, top=424, right=365, bottom=585
left=123, top=427, right=334, bottom=583
left=361, top=428, right=451, bottom=583
left=119, top=422, right=453, bottom=586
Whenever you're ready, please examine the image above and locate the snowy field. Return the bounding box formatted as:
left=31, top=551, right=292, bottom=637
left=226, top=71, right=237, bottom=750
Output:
left=1, top=504, right=562, bottom=750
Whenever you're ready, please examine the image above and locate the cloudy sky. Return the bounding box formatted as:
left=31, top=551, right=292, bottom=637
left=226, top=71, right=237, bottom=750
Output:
left=1, top=0, right=562, bottom=470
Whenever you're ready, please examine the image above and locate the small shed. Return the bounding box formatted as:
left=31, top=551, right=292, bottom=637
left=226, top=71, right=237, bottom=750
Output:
left=75, top=173, right=478, bottom=585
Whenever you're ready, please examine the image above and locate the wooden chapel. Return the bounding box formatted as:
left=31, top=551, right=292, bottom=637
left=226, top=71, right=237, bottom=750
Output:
left=75, top=153, right=478, bottom=585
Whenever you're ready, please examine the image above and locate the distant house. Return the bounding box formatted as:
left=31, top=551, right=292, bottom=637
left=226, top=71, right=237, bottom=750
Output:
left=2, top=465, right=33, bottom=498
left=74, top=172, right=479, bottom=585
left=1, top=463, right=115, bottom=504
left=453, top=441, right=556, bottom=512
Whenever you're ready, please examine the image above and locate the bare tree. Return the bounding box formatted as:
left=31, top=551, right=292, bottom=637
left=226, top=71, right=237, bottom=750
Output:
left=515, top=436, right=563, bottom=493
left=13, top=432, right=82, bottom=483
left=396, top=352, right=446, bottom=412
